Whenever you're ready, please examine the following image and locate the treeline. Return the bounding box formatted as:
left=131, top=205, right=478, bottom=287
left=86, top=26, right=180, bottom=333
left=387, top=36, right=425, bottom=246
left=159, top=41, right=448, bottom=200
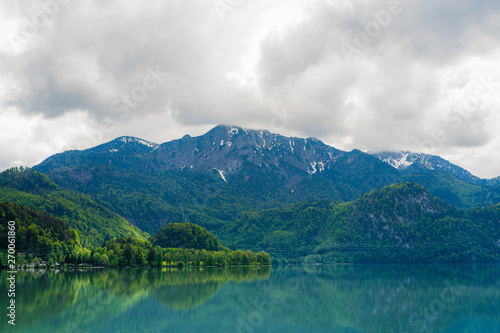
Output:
left=90, top=237, right=270, bottom=267
left=0, top=234, right=270, bottom=268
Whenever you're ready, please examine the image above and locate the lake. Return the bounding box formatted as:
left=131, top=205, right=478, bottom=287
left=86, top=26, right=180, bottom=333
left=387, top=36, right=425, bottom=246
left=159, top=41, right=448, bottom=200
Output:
left=1, top=265, right=499, bottom=332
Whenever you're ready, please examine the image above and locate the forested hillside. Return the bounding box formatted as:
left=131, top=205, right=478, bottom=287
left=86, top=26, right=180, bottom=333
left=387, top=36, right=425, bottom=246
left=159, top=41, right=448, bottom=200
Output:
left=151, top=222, right=227, bottom=251
left=1, top=167, right=498, bottom=263
left=0, top=202, right=270, bottom=268
left=217, top=183, right=500, bottom=263
left=0, top=167, right=149, bottom=248
left=0, top=201, right=83, bottom=265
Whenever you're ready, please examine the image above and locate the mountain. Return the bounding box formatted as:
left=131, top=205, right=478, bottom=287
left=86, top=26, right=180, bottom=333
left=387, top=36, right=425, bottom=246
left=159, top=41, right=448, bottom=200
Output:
left=372, top=150, right=500, bottom=207
left=33, top=126, right=499, bottom=234
left=30, top=125, right=500, bottom=238
left=146, top=125, right=342, bottom=179
left=37, top=125, right=391, bottom=190
left=36, top=136, right=159, bottom=172
left=36, top=125, right=406, bottom=184
left=33, top=125, right=404, bottom=234
left=372, top=151, right=482, bottom=185
left=218, top=183, right=500, bottom=263
left=4, top=123, right=500, bottom=262
left=0, top=167, right=149, bottom=248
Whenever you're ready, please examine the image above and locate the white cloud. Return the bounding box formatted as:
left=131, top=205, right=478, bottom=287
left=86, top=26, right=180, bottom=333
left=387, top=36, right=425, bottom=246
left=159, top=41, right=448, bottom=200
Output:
left=0, top=0, right=499, bottom=178
left=0, top=107, right=96, bottom=169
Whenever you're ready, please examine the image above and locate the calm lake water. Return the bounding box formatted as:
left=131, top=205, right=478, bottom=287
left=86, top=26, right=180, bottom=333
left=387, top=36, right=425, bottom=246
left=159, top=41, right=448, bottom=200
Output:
left=1, top=265, right=499, bottom=333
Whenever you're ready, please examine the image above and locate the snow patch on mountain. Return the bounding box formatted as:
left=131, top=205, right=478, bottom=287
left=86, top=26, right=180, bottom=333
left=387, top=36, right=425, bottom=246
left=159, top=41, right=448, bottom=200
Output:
left=118, top=136, right=159, bottom=150
left=215, top=168, right=227, bottom=182
left=372, top=150, right=482, bottom=185
left=138, top=139, right=159, bottom=149
left=383, top=153, right=414, bottom=169
left=308, top=162, right=317, bottom=175
left=318, top=161, right=325, bottom=172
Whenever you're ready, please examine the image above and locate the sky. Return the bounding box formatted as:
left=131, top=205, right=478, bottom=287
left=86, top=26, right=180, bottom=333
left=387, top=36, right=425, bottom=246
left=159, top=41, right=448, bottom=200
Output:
left=1, top=0, right=500, bottom=178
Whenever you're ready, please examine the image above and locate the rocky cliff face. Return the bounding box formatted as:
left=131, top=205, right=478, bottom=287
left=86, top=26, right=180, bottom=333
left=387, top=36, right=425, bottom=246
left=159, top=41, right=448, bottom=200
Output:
left=146, top=125, right=343, bottom=180
left=348, top=183, right=445, bottom=244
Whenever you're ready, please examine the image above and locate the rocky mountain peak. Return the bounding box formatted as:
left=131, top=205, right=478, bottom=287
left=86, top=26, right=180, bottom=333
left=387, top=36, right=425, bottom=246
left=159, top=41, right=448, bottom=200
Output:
left=372, top=150, right=481, bottom=184
left=146, top=125, right=343, bottom=180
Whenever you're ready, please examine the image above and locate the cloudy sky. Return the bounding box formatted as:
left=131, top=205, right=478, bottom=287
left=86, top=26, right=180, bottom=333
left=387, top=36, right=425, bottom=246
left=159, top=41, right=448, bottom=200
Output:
left=1, top=0, right=500, bottom=178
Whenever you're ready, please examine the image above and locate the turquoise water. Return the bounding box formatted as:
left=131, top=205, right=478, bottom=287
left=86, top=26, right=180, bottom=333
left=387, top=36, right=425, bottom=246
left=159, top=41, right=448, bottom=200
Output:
left=1, top=265, right=499, bottom=332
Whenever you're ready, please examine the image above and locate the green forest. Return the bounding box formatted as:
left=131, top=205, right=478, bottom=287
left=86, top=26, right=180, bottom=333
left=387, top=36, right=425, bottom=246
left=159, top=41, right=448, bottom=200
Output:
left=0, top=201, right=83, bottom=267
left=93, top=236, right=270, bottom=268
left=217, top=183, right=500, bottom=264
left=1, top=167, right=499, bottom=265
left=0, top=167, right=149, bottom=248
left=150, top=222, right=227, bottom=251
left=0, top=202, right=270, bottom=268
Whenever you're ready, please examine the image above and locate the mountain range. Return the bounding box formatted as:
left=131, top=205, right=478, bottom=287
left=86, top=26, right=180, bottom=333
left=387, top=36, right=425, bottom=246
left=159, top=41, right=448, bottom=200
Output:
left=1, top=125, right=499, bottom=262
left=34, top=125, right=500, bottom=212
left=36, top=125, right=500, bottom=186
